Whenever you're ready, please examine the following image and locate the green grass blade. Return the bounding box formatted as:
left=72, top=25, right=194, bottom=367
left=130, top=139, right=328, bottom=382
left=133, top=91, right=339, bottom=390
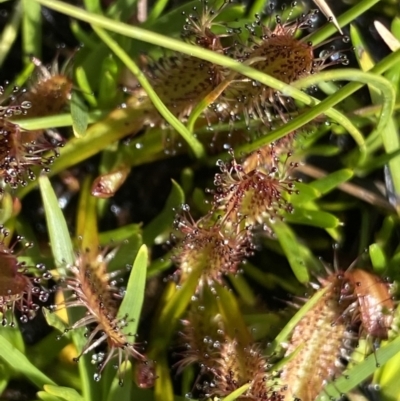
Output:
left=39, top=176, right=75, bottom=272
left=71, top=92, right=89, bottom=137
left=0, top=1, right=22, bottom=68
left=117, top=244, right=147, bottom=336
left=22, top=0, right=41, bottom=60
left=308, top=169, right=354, bottom=195
left=222, top=384, right=250, bottom=401
left=0, top=334, right=55, bottom=388
left=316, top=336, right=400, bottom=400
left=267, top=286, right=330, bottom=355
left=272, top=220, right=310, bottom=283
left=105, top=362, right=132, bottom=401
left=284, top=208, right=340, bottom=228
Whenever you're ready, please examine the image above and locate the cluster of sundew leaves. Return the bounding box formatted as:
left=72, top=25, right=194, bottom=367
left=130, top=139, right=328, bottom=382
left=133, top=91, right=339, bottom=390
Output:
left=0, top=56, right=69, bottom=190
left=0, top=0, right=400, bottom=401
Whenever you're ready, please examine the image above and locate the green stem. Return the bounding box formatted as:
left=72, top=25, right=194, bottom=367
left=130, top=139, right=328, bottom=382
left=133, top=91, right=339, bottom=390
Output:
left=92, top=26, right=205, bottom=159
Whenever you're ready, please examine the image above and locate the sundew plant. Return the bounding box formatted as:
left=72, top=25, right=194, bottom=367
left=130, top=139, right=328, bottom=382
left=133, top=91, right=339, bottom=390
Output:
left=0, top=0, right=400, bottom=400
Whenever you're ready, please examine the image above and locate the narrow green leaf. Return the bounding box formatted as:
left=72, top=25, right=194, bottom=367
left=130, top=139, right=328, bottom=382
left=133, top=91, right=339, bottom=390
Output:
left=39, top=176, right=96, bottom=401
left=154, top=354, right=174, bottom=401
left=37, top=391, right=62, bottom=401
left=215, top=283, right=252, bottom=346
left=42, top=307, right=69, bottom=334
left=39, top=176, right=75, bottom=273
left=272, top=220, right=309, bottom=283
left=309, top=169, right=354, bottom=195
left=316, top=336, right=400, bottom=400
left=392, top=17, right=400, bottom=40
left=75, top=66, right=98, bottom=108
left=143, top=180, right=184, bottom=245
left=0, top=334, right=55, bottom=388
left=285, top=208, right=340, bottom=228
left=369, top=243, right=387, bottom=273
left=147, top=253, right=173, bottom=278
left=98, top=55, right=120, bottom=108
left=98, top=223, right=142, bottom=245
left=21, top=0, right=41, bottom=60
left=76, top=176, right=99, bottom=253
left=267, top=286, right=329, bottom=355
left=150, top=268, right=203, bottom=357
left=290, top=182, right=321, bottom=205
left=222, top=384, right=250, bottom=401
left=71, top=92, right=89, bottom=137
left=0, top=1, right=21, bottom=68
left=117, top=244, right=148, bottom=335
left=106, top=0, right=137, bottom=20
left=44, top=385, right=84, bottom=401
left=107, top=233, right=142, bottom=273
left=83, top=0, right=101, bottom=13
left=106, top=362, right=132, bottom=401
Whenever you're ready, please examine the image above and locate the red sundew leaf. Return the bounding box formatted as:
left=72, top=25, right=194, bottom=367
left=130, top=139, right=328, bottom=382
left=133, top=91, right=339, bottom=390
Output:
left=0, top=254, right=22, bottom=294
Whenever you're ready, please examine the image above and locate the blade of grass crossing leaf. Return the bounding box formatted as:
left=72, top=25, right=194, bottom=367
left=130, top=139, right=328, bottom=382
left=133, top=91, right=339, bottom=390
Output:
left=117, top=244, right=148, bottom=335
left=0, top=1, right=22, bottom=68
left=0, top=334, right=55, bottom=387
left=91, top=26, right=205, bottom=159
left=316, top=336, right=400, bottom=400
left=373, top=345, right=400, bottom=400
left=22, top=0, right=41, bottom=60
left=39, top=176, right=75, bottom=272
